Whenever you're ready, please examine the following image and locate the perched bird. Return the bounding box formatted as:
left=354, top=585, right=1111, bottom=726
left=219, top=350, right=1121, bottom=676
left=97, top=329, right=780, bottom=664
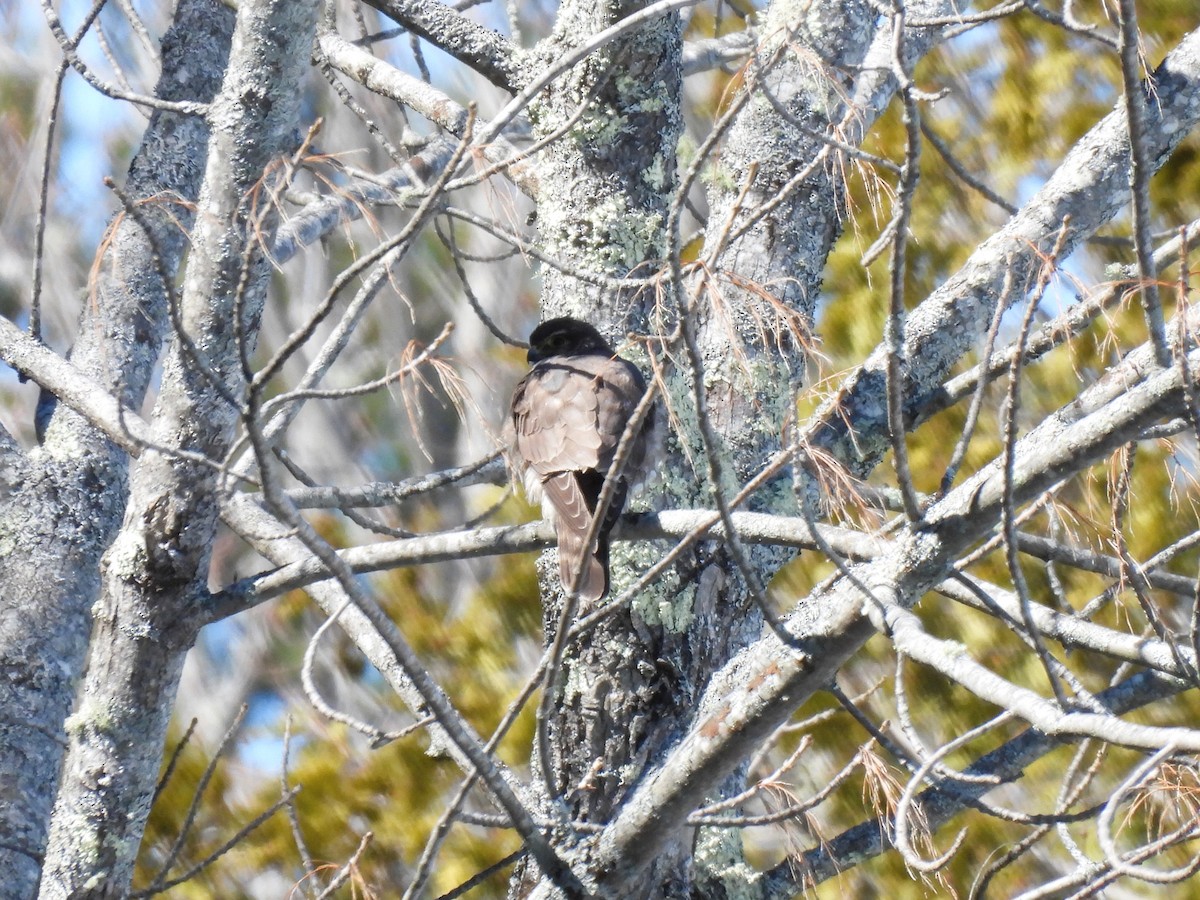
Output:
left=509, top=317, right=655, bottom=603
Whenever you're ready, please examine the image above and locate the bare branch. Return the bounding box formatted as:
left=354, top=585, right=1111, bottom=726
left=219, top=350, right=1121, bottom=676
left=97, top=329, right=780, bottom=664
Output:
left=361, top=0, right=523, bottom=91
left=681, top=30, right=754, bottom=75
left=591, top=334, right=1200, bottom=885
left=210, top=509, right=885, bottom=618
left=801, top=26, right=1200, bottom=484
left=1115, top=0, right=1169, bottom=365
left=766, top=670, right=1184, bottom=893
left=40, top=0, right=209, bottom=115
left=40, top=1, right=322, bottom=893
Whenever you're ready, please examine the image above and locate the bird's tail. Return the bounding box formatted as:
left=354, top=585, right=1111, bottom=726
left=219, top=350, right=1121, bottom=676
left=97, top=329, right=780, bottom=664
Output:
left=544, top=471, right=625, bottom=605
left=557, top=529, right=609, bottom=605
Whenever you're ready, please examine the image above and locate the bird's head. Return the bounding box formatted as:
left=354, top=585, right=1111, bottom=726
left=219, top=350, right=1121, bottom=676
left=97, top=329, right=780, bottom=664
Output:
left=527, top=317, right=614, bottom=364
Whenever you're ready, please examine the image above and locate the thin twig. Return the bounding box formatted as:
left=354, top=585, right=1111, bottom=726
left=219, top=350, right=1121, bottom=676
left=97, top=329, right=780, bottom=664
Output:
left=281, top=718, right=316, bottom=898
left=146, top=705, right=249, bottom=890
left=314, top=831, right=374, bottom=899
left=1116, top=0, right=1170, bottom=366
left=999, top=221, right=1072, bottom=708
left=152, top=718, right=199, bottom=805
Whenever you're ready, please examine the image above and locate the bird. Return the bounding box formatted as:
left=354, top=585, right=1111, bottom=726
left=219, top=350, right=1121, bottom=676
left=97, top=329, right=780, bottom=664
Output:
left=509, top=317, right=656, bottom=604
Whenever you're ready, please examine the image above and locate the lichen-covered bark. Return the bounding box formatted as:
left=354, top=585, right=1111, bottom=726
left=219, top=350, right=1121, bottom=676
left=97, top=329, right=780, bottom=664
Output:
left=588, top=22, right=1200, bottom=894
left=514, top=0, right=690, bottom=895
left=519, top=1, right=881, bottom=897
left=362, top=0, right=524, bottom=92
left=697, top=0, right=872, bottom=476
left=528, top=0, right=682, bottom=327
left=36, top=1, right=320, bottom=895
left=640, top=4, right=876, bottom=895
left=0, top=4, right=233, bottom=896
left=595, top=333, right=1200, bottom=897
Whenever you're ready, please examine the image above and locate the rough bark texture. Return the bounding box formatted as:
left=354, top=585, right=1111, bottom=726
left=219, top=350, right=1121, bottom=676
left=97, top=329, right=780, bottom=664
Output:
left=0, top=4, right=233, bottom=896
left=363, top=0, right=524, bottom=91
left=706, top=0, right=873, bottom=326
left=578, top=23, right=1200, bottom=890
left=512, top=0, right=689, bottom=894
left=4, top=0, right=1197, bottom=895
left=672, top=6, right=876, bottom=895
left=519, top=1, right=879, bottom=896
left=527, top=0, right=682, bottom=327
left=36, top=1, right=320, bottom=895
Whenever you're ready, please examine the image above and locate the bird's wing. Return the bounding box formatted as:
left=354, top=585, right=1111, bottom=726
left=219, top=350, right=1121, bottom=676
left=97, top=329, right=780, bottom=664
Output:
left=512, top=358, right=607, bottom=476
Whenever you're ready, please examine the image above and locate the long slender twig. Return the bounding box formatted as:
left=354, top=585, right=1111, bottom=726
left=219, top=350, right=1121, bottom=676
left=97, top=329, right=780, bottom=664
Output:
left=939, top=265, right=1013, bottom=495
left=314, top=831, right=374, bottom=900
left=40, top=0, right=209, bottom=115
left=131, top=789, right=300, bottom=897
left=432, top=848, right=527, bottom=900
left=780, top=670, right=1188, bottom=893
left=1116, top=0, right=1170, bottom=366
left=241, top=350, right=580, bottom=890
left=1000, top=221, right=1073, bottom=708
left=151, top=718, right=199, bottom=805
left=146, top=705, right=249, bottom=891
left=883, top=4, right=925, bottom=523
left=281, top=719, right=316, bottom=899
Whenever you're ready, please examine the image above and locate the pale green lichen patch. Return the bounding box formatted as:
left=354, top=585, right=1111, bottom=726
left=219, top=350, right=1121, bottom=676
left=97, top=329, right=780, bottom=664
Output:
left=527, top=25, right=678, bottom=276
left=40, top=420, right=90, bottom=462
left=617, top=538, right=695, bottom=632
left=575, top=103, right=628, bottom=147
left=658, top=372, right=706, bottom=493
left=702, top=159, right=738, bottom=194
left=63, top=696, right=115, bottom=737
left=693, top=825, right=763, bottom=899
left=641, top=153, right=668, bottom=191
left=637, top=587, right=696, bottom=631
left=539, top=189, right=666, bottom=273
left=591, top=195, right=665, bottom=269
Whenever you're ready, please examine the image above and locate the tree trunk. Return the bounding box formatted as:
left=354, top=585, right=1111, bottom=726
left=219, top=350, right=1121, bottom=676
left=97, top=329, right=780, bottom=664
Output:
left=0, top=4, right=233, bottom=896
left=36, top=1, right=320, bottom=895
left=518, top=0, right=876, bottom=895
